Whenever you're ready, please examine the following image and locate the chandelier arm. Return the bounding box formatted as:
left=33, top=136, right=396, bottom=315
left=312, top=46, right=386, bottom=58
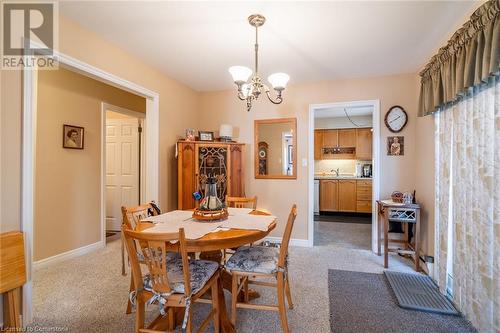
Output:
left=265, top=90, right=283, bottom=105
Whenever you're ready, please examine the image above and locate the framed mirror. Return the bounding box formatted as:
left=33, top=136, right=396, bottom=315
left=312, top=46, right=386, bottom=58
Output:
left=254, top=118, right=297, bottom=179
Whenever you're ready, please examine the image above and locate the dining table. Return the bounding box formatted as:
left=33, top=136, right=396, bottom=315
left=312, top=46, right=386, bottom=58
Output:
left=137, top=208, right=277, bottom=333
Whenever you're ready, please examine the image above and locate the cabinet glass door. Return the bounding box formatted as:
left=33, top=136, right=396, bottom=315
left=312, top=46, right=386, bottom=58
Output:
left=197, top=145, right=228, bottom=201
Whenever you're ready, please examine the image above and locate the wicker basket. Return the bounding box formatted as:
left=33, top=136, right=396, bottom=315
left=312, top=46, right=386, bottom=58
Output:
left=391, top=191, right=404, bottom=203
left=192, top=207, right=229, bottom=221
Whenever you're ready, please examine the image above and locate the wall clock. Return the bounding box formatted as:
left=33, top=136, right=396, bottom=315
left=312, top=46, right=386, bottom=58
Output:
left=385, top=106, right=408, bottom=133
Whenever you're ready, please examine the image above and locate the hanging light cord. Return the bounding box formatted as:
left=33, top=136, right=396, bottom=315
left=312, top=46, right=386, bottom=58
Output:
left=343, top=108, right=369, bottom=127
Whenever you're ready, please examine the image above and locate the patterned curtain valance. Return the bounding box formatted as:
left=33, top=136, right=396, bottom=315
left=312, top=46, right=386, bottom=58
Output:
left=418, top=0, right=500, bottom=116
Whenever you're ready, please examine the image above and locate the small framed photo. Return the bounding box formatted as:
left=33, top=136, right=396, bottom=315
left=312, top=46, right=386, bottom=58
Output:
left=185, top=128, right=196, bottom=141
left=387, top=136, right=404, bottom=156
left=199, top=131, right=214, bottom=142
left=63, top=124, right=84, bottom=149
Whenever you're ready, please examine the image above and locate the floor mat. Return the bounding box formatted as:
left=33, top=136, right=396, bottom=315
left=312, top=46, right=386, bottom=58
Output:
left=384, top=270, right=458, bottom=315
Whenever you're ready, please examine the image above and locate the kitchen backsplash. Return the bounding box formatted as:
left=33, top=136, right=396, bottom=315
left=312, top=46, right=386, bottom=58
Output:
left=315, top=159, right=372, bottom=175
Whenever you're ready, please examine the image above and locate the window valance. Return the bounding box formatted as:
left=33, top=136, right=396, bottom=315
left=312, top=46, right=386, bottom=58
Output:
left=418, top=0, right=500, bottom=116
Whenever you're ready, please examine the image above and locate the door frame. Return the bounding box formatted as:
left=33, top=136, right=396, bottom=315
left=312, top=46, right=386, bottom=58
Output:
left=22, top=41, right=160, bottom=323
left=307, top=99, right=381, bottom=252
left=102, top=103, right=146, bottom=236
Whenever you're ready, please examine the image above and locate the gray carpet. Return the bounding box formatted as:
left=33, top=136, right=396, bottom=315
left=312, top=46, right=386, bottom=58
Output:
left=328, top=269, right=477, bottom=333
left=29, top=224, right=421, bottom=333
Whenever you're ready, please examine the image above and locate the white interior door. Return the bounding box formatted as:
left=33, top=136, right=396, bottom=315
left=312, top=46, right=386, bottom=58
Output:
left=106, top=117, right=139, bottom=230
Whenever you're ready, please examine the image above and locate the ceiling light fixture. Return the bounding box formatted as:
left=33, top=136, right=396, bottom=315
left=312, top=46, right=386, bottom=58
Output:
left=228, top=14, right=290, bottom=112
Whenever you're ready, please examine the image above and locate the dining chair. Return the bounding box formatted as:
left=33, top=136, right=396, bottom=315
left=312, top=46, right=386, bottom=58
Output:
left=123, top=226, right=221, bottom=333
left=122, top=203, right=161, bottom=275
left=225, top=204, right=297, bottom=333
left=225, top=195, right=258, bottom=210
left=122, top=203, right=160, bottom=314
left=223, top=196, right=258, bottom=263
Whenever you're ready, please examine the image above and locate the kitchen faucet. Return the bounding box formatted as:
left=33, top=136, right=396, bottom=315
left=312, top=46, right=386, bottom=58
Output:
left=330, top=168, right=340, bottom=177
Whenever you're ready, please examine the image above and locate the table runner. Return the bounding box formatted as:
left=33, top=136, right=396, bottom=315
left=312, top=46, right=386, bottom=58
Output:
left=141, top=208, right=276, bottom=240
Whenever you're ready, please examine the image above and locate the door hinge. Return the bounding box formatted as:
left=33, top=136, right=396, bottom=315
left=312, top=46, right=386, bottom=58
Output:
left=138, top=126, right=143, bottom=133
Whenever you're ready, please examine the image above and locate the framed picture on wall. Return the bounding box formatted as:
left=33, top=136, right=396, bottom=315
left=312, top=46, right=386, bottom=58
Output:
left=63, top=124, right=84, bottom=149
left=387, top=136, right=404, bottom=156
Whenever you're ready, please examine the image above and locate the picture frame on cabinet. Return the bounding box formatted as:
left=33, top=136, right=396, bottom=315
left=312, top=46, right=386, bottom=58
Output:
left=199, top=131, right=215, bottom=142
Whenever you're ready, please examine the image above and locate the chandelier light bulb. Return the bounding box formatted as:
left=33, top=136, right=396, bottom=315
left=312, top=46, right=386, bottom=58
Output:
left=268, top=72, right=290, bottom=91
left=228, top=66, right=252, bottom=84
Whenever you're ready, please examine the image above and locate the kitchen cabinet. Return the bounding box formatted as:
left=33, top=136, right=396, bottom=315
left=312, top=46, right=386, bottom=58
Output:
left=338, top=129, right=356, bottom=148
left=314, top=130, right=323, bottom=160
left=356, top=180, right=372, bottom=213
left=338, top=180, right=357, bottom=212
left=315, top=127, right=371, bottom=160
left=319, top=180, right=338, bottom=212
left=318, top=178, right=372, bottom=213
left=356, top=128, right=372, bottom=160
left=322, top=130, right=338, bottom=148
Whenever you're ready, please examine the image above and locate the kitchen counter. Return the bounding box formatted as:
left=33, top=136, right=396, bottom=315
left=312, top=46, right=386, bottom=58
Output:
left=315, top=175, right=372, bottom=180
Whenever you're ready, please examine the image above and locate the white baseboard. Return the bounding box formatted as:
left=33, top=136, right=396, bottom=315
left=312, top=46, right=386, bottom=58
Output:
left=33, top=241, right=104, bottom=270
left=263, top=236, right=311, bottom=247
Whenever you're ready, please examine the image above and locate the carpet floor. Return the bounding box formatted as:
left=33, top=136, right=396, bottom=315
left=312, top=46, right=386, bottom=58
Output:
left=328, top=270, right=476, bottom=333
left=30, top=224, right=422, bottom=333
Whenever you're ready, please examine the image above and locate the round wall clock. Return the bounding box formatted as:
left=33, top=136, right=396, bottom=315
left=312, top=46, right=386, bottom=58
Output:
left=385, top=106, right=408, bottom=133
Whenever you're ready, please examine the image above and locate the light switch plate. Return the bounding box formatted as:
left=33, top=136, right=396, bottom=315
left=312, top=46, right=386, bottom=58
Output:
left=302, top=158, right=307, bottom=167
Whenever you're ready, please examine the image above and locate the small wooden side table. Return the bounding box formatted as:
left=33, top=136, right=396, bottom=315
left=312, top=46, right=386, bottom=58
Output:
left=377, top=200, right=421, bottom=272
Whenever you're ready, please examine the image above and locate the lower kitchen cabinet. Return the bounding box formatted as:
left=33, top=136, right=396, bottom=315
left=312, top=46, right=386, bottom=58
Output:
left=338, top=180, right=357, bottom=212
left=319, top=180, right=338, bottom=211
left=319, top=179, right=372, bottom=213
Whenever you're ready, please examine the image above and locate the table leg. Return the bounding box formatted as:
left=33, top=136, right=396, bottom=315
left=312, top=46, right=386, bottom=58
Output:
left=384, top=209, right=389, bottom=269
left=377, top=210, right=382, bottom=256
left=415, top=209, right=421, bottom=272
left=218, top=273, right=235, bottom=333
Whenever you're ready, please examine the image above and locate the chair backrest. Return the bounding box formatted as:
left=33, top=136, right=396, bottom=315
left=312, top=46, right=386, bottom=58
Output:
left=278, top=204, right=297, bottom=268
left=121, top=203, right=158, bottom=230
left=122, top=227, right=191, bottom=296
left=225, top=196, right=257, bottom=210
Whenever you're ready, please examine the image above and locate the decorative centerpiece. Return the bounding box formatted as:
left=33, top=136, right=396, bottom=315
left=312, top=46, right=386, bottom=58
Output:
left=192, top=174, right=228, bottom=221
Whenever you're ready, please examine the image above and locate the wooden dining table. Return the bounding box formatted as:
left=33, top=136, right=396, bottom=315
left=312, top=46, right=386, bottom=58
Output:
left=137, top=209, right=277, bottom=333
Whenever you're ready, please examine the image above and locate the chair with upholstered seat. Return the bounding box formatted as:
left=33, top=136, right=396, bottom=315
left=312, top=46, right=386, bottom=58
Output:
left=123, top=226, right=220, bottom=333
left=122, top=203, right=161, bottom=314
left=223, top=196, right=258, bottom=263
left=225, top=204, right=297, bottom=333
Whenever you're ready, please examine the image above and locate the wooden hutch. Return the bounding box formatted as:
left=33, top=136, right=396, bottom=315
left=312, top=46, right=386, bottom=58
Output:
left=177, top=140, right=245, bottom=210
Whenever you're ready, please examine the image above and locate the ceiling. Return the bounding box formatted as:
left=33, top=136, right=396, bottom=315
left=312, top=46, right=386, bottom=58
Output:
left=315, top=105, right=373, bottom=119
left=60, top=1, right=476, bottom=92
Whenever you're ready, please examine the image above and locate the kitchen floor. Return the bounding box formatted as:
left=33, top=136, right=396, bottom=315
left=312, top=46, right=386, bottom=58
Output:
left=314, top=215, right=372, bottom=250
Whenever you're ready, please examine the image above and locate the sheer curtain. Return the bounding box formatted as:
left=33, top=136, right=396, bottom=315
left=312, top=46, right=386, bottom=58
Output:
left=435, top=77, right=499, bottom=332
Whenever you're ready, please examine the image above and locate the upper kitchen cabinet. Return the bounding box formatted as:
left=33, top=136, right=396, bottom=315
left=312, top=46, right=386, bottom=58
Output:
left=314, top=127, right=373, bottom=160
left=322, top=129, right=338, bottom=147
left=338, top=129, right=356, bottom=148
left=314, top=130, right=323, bottom=160
left=356, top=128, right=372, bottom=160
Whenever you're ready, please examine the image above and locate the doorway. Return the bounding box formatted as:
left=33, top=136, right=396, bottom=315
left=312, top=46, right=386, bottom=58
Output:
left=103, top=105, right=145, bottom=241
left=308, top=100, right=381, bottom=252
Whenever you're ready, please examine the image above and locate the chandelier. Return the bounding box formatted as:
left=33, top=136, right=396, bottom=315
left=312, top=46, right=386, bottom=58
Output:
left=228, top=14, right=290, bottom=112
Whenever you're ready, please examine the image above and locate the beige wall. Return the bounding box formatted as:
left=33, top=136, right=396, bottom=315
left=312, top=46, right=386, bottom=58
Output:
left=199, top=74, right=427, bottom=250
left=0, top=16, right=200, bottom=239
left=34, top=68, right=145, bottom=261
